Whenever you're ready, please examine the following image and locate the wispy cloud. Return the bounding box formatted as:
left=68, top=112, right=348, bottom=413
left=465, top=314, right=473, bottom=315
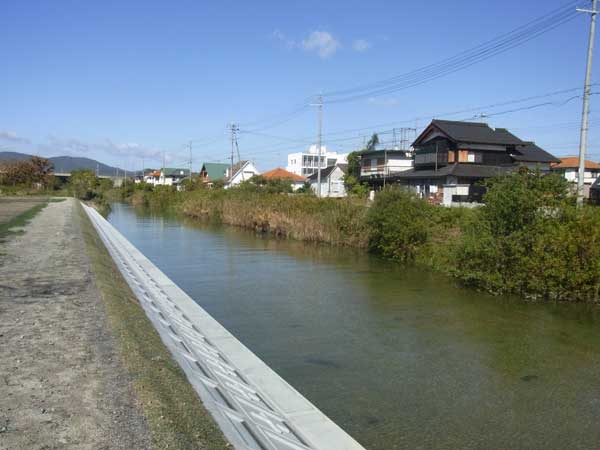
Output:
left=0, top=131, right=31, bottom=144
left=301, top=31, right=341, bottom=59
left=367, top=97, right=400, bottom=107
left=38, top=135, right=163, bottom=161
left=272, top=30, right=372, bottom=59
left=352, top=39, right=371, bottom=52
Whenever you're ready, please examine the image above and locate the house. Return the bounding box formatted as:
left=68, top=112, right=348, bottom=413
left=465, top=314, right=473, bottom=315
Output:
left=286, top=145, right=348, bottom=177
left=395, top=119, right=560, bottom=206
left=360, top=149, right=413, bottom=185
left=260, top=167, right=307, bottom=191
left=551, top=156, right=600, bottom=198
left=159, top=168, right=190, bottom=187
left=135, top=169, right=156, bottom=184
left=307, top=164, right=348, bottom=197
left=225, top=160, right=260, bottom=188
left=143, top=170, right=162, bottom=185
left=199, top=162, right=230, bottom=186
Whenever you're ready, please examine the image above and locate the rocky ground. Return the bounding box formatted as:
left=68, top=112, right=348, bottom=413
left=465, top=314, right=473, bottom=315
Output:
left=0, top=198, right=151, bottom=450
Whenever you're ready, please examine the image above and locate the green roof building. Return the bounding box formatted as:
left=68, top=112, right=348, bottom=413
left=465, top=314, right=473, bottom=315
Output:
left=200, top=163, right=229, bottom=182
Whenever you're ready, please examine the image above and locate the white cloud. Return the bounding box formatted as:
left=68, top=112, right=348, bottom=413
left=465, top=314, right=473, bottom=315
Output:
left=301, top=31, right=340, bottom=59
left=271, top=29, right=296, bottom=49
left=0, top=131, right=31, bottom=144
left=352, top=39, right=371, bottom=52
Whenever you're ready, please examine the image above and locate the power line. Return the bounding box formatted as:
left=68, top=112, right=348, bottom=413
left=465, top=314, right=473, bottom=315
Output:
left=322, top=1, right=581, bottom=103
left=232, top=85, right=592, bottom=159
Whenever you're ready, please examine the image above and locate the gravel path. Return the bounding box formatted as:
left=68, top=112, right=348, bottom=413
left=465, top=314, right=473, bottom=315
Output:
left=0, top=198, right=152, bottom=450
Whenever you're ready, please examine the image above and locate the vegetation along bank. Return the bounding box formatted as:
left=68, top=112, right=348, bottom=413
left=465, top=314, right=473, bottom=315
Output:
left=115, top=171, right=600, bottom=304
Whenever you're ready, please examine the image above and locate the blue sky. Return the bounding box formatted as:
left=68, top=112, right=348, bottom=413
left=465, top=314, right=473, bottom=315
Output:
left=0, top=0, right=597, bottom=171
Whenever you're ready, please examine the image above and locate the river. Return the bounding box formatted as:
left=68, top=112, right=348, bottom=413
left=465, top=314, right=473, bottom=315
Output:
left=107, top=202, right=600, bottom=450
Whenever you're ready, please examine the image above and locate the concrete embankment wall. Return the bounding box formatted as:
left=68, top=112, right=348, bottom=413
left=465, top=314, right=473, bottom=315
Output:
left=82, top=204, right=365, bottom=450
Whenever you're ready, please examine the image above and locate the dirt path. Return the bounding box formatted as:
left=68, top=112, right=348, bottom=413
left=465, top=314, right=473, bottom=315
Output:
left=0, top=198, right=151, bottom=450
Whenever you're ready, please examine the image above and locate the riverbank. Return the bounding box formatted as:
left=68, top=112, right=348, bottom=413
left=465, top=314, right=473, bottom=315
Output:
left=0, top=198, right=228, bottom=450
left=119, top=171, right=600, bottom=303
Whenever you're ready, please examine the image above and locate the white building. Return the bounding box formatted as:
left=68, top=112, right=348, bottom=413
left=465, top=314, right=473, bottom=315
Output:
left=225, top=160, right=261, bottom=188
left=359, top=150, right=413, bottom=179
left=552, top=156, right=600, bottom=198
left=286, top=145, right=348, bottom=177
left=141, top=168, right=190, bottom=188
left=307, top=164, right=348, bottom=198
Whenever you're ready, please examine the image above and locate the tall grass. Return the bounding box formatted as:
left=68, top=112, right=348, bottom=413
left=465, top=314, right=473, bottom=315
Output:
left=181, top=189, right=370, bottom=247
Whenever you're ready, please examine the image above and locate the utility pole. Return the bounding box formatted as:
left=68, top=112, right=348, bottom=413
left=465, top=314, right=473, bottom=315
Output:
left=383, top=148, right=388, bottom=188
left=229, top=123, right=239, bottom=182
left=312, top=95, right=323, bottom=197
left=188, top=140, right=193, bottom=182
left=577, top=0, right=598, bottom=207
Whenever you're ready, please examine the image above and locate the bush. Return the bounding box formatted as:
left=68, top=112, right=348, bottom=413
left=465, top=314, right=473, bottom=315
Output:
left=366, top=187, right=431, bottom=262
left=452, top=171, right=600, bottom=302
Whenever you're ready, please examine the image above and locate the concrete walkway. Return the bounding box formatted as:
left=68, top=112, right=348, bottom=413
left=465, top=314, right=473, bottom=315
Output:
left=0, top=198, right=151, bottom=450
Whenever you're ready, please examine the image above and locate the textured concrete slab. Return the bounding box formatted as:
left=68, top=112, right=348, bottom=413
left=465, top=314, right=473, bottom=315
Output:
left=82, top=204, right=366, bottom=450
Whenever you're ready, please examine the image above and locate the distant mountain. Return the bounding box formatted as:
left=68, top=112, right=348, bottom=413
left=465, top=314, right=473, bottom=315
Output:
left=0, top=151, right=128, bottom=177
left=0, top=151, right=32, bottom=161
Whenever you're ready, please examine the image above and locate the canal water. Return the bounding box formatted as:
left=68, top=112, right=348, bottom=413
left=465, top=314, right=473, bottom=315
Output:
left=107, top=203, right=600, bottom=450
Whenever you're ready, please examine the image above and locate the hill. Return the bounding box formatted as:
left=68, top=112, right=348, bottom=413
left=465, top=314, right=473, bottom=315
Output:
left=0, top=152, right=127, bottom=177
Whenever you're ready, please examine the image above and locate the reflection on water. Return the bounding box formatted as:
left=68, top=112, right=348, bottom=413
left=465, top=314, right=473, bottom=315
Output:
left=108, top=203, right=600, bottom=450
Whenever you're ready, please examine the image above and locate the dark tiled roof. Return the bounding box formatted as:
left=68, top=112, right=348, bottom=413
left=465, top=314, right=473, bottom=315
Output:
left=307, top=164, right=347, bottom=181
left=360, top=149, right=412, bottom=158
left=419, top=120, right=524, bottom=145
left=394, top=163, right=514, bottom=179
left=511, top=143, right=561, bottom=163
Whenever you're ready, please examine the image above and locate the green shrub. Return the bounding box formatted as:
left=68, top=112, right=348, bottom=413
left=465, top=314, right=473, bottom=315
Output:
left=366, top=187, right=431, bottom=262
left=452, top=171, right=600, bottom=302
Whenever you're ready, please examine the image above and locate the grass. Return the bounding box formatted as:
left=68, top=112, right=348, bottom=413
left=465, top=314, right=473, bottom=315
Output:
left=77, top=203, right=229, bottom=450
left=0, top=201, right=48, bottom=240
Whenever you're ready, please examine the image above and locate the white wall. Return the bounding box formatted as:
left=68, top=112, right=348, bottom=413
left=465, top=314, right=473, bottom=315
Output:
left=360, top=154, right=413, bottom=177
left=563, top=167, right=599, bottom=185
left=226, top=161, right=260, bottom=188
left=309, top=166, right=347, bottom=198
left=286, top=145, right=348, bottom=176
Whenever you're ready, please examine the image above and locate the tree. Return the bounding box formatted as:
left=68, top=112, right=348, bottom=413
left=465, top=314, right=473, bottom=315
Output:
left=69, top=169, right=98, bottom=200
left=0, top=156, right=54, bottom=189
left=366, top=133, right=379, bottom=152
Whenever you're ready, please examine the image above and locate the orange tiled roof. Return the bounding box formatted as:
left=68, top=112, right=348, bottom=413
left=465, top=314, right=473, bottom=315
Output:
left=261, top=168, right=306, bottom=182
left=552, top=157, right=600, bottom=169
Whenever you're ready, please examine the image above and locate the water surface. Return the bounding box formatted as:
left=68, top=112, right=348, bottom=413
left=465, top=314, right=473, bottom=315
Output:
left=108, top=203, right=600, bottom=450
